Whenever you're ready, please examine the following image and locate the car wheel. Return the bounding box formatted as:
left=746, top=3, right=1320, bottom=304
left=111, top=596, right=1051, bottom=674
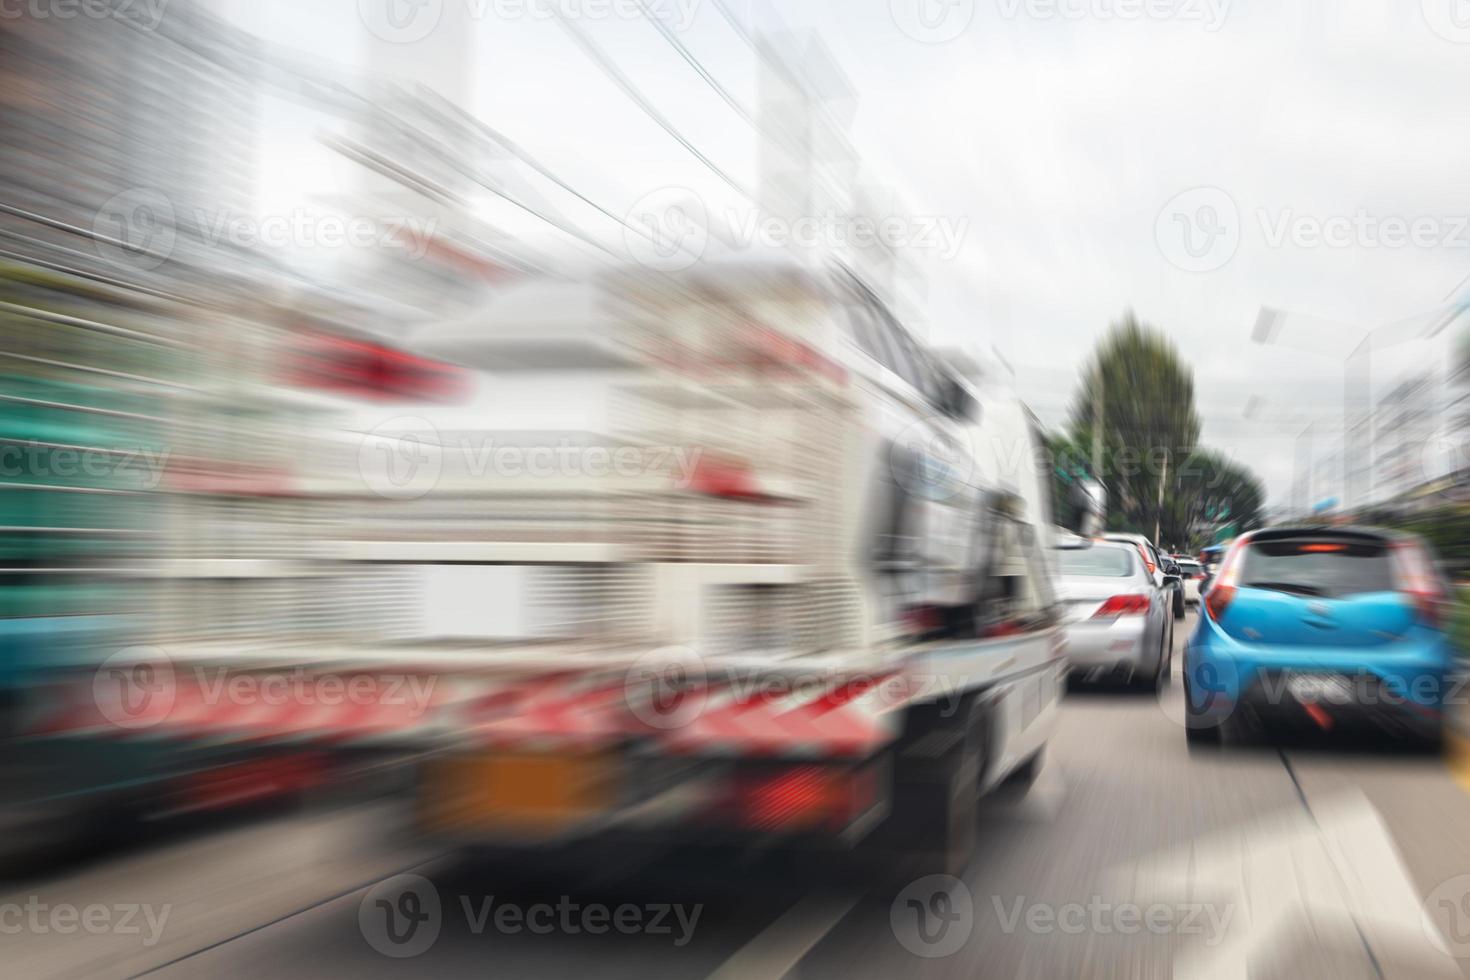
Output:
left=1173, top=589, right=1185, bottom=620
left=1138, top=629, right=1167, bottom=693
left=1184, top=677, right=1224, bottom=746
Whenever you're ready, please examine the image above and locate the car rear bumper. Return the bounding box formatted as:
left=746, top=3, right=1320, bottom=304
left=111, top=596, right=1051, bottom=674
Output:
left=1063, top=619, right=1152, bottom=673
left=1185, top=629, right=1454, bottom=733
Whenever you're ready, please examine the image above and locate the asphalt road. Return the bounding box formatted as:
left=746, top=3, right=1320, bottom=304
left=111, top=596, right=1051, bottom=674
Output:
left=13, top=610, right=1470, bottom=980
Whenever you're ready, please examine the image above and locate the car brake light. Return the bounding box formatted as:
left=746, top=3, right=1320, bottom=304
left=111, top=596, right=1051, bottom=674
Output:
left=1391, top=540, right=1446, bottom=628
left=1204, top=585, right=1236, bottom=621
left=1300, top=543, right=1346, bottom=553
left=1093, top=594, right=1149, bottom=618
left=1204, top=534, right=1249, bottom=622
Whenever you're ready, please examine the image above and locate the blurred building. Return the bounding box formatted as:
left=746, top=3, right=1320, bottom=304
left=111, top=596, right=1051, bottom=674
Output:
left=1373, top=373, right=1436, bottom=502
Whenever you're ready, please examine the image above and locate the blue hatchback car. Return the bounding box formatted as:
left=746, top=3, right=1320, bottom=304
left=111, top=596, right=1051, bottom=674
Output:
left=1183, top=526, right=1453, bottom=749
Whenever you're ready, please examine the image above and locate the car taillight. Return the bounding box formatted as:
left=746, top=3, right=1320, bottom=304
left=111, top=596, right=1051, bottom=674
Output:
left=1392, top=540, right=1447, bottom=628
left=1204, top=585, right=1236, bottom=621
left=283, top=331, right=470, bottom=403
left=1203, top=534, right=1249, bottom=622
left=1093, top=594, right=1149, bottom=618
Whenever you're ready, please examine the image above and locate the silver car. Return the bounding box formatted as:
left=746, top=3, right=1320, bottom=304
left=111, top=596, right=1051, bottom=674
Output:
left=1054, top=540, right=1174, bottom=690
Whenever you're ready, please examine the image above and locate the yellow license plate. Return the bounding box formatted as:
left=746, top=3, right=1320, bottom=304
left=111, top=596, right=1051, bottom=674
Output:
left=421, top=751, right=618, bottom=837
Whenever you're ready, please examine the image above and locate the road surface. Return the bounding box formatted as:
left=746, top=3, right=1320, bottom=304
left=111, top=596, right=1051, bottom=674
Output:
left=12, top=612, right=1470, bottom=980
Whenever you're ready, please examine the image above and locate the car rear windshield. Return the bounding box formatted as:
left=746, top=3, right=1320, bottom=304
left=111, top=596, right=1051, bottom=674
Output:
left=1239, top=537, right=1394, bottom=598
left=1057, top=547, right=1135, bottom=577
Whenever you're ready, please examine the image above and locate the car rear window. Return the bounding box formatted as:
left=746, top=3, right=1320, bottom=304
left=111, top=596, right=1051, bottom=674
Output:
left=1239, top=537, right=1394, bottom=597
left=1057, top=547, right=1135, bottom=578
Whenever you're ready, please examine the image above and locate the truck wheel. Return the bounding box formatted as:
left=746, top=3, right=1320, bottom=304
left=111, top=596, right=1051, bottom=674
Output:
left=868, top=700, right=984, bottom=881
left=1002, top=748, right=1044, bottom=794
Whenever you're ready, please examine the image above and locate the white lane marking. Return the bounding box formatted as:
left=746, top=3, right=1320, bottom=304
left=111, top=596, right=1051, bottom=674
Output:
left=1110, top=789, right=1460, bottom=979
left=705, top=890, right=862, bottom=980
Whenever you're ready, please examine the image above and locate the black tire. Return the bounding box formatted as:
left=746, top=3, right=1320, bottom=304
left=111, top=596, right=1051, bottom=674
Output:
left=868, top=701, right=983, bottom=880
left=1173, top=588, right=1185, bottom=620
left=1414, top=719, right=1445, bottom=756
left=1184, top=677, right=1224, bottom=747
left=1141, top=621, right=1171, bottom=693
left=1003, top=748, right=1044, bottom=793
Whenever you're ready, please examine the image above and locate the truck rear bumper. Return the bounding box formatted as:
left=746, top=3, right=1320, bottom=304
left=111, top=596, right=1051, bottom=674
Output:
left=414, top=751, right=891, bottom=847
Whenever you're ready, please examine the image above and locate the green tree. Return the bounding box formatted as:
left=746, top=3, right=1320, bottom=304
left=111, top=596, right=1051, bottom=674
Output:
left=1173, top=449, right=1265, bottom=547
left=1067, top=314, right=1202, bottom=545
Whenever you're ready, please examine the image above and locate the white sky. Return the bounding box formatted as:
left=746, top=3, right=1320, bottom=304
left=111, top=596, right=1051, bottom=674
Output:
left=214, top=0, right=1470, bottom=507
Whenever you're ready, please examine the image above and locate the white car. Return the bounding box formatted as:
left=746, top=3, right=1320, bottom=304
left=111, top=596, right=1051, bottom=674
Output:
left=1175, top=558, right=1204, bottom=604
left=1054, top=540, right=1173, bottom=690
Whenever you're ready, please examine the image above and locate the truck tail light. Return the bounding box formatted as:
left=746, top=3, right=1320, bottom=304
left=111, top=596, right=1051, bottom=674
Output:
left=722, top=764, right=877, bottom=832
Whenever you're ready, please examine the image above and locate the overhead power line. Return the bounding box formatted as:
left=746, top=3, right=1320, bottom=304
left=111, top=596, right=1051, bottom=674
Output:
left=549, top=6, right=754, bottom=202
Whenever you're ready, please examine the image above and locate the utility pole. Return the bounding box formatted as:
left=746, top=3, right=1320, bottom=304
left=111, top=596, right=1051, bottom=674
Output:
left=1091, top=367, right=1104, bottom=484
left=1155, top=447, right=1168, bottom=545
